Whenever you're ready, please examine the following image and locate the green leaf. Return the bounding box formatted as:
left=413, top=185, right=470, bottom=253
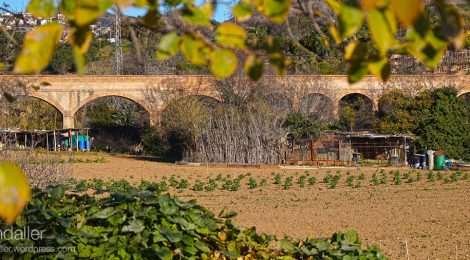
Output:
left=367, top=8, right=397, bottom=55
left=122, top=219, right=145, bottom=233
left=345, top=230, right=359, bottom=243
left=233, top=3, right=253, bottom=21
left=368, top=57, right=390, bottom=82
left=50, top=185, right=66, bottom=200
left=344, top=41, right=367, bottom=62
left=269, top=52, right=289, bottom=75
left=90, top=207, right=117, bottom=219
left=14, top=23, right=63, bottom=74
left=219, top=209, right=238, bottom=219
left=339, top=4, right=363, bottom=39
left=155, top=247, right=173, bottom=260
left=209, top=49, right=237, bottom=78
left=348, top=61, right=368, bottom=84
left=263, top=0, right=290, bottom=23
left=279, top=239, right=297, bottom=252
left=26, top=0, right=56, bottom=18
left=215, top=23, right=247, bottom=49
left=157, top=32, right=180, bottom=60
left=180, top=34, right=211, bottom=65
left=182, top=2, right=213, bottom=26
left=162, top=229, right=184, bottom=243
left=244, top=55, right=264, bottom=81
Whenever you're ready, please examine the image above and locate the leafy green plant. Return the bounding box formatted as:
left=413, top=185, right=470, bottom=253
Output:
left=170, top=176, right=179, bottom=188
left=416, top=172, right=422, bottom=181
left=427, top=171, right=435, bottom=182
left=346, top=176, right=355, bottom=187
left=259, top=178, right=268, bottom=187
left=247, top=178, right=258, bottom=189
left=393, top=171, right=401, bottom=185
left=192, top=180, right=204, bottom=191
left=298, top=175, right=306, bottom=188
left=274, top=173, right=282, bottom=185
left=222, top=179, right=233, bottom=190
left=358, top=172, right=365, bottom=181
left=323, top=173, right=333, bottom=184
left=308, top=176, right=317, bottom=186
left=436, top=172, right=444, bottom=181
left=230, top=180, right=241, bottom=191
left=371, top=173, right=379, bottom=186
left=380, top=172, right=388, bottom=184
left=178, top=179, right=190, bottom=190
left=328, top=175, right=341, bottom=189
left=282, top=177, right=293, bottom=190
left=0, top=186, right=387, bottom=259
left=204, top=179, right=217, bottom=192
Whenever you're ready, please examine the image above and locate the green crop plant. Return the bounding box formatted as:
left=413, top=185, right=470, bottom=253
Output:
left=158, top=180, right=168, bottom=192
left=259, top=178, right=268, bottom=187
left=222, top=180, right=233, bottom=190
left=323, top=173, right=333, bottom=184
left=328, top=175, right=341, bottom=189
left=308, top=176, right=317, bottom=186
left=248, top=178, right=258, bottom=189
left=358, top=173, right=365, bottom=181
left=371, top=173, right=379, bottom=186
left=346, top=176, right=355, bottom=187
left=298, top=175, right=306, bottom=188
left=403, top=171, right=411, bottom=180
left=354, top=182, right=361, bottom=189
left=192, top=180, right=204, bottom=191
left=237, top=174, right=245, bottom=181
left=230, top=180, right=241, bottom=191
left=427, top=171, right=435, bottom=182
left=170, top=176, right=179, bottom=188
left=436, top=172, right=444, bottom=180
left=416, top=172, right=422, bottom=181
left=215, top=174, right=223, bottom=181
left=406, top=176, right=414, bottom=183
left=393, top=172, right=401, bottom=185
left=450, top=173, right=458, bottom=183
left=462, top=172, right=469, bottom=180
left=178, top=179, right=190, bottom=190
left=282, top=177, right=293, bottom=190
left=274, top=173, right=282, bottom=185
left=205, top=179, right=217, bottom=191
left=380, top=172, right=388, bottom=184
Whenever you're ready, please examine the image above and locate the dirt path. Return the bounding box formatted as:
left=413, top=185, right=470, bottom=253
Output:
left=72, top=154, right=470, bottom=259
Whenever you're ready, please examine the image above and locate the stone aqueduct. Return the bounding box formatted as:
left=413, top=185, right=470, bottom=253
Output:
left=1, top=75, right=469, bottom=128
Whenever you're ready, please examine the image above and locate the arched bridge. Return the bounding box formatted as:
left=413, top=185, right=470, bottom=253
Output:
left=1, top=75, right=469, bottom=128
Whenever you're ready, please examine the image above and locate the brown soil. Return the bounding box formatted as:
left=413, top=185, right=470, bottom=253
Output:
left=72, top=153, right=470, bottom=260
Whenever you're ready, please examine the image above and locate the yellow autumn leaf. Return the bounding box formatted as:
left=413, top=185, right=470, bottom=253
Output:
left=391, top=0, right=423, bottom=27
left=0, top=163, right=31, bottom=225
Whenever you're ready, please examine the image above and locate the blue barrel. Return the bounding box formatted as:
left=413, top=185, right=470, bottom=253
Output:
left=85, top=141, right=91, bottom=150
left=78, top=141, right=85, bottom=150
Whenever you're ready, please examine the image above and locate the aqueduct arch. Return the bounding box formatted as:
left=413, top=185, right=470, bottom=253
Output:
left=0, top=75, right=466, bottom=129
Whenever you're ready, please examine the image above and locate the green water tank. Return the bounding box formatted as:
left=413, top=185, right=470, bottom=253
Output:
left=435, top=155, right=446, bottom=170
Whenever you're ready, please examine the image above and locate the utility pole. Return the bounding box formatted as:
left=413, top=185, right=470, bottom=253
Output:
left=114, top=6, right=123, bottom=75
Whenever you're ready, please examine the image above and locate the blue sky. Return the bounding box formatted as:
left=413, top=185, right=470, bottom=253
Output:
left=0, top=0, right=233, bottom=21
